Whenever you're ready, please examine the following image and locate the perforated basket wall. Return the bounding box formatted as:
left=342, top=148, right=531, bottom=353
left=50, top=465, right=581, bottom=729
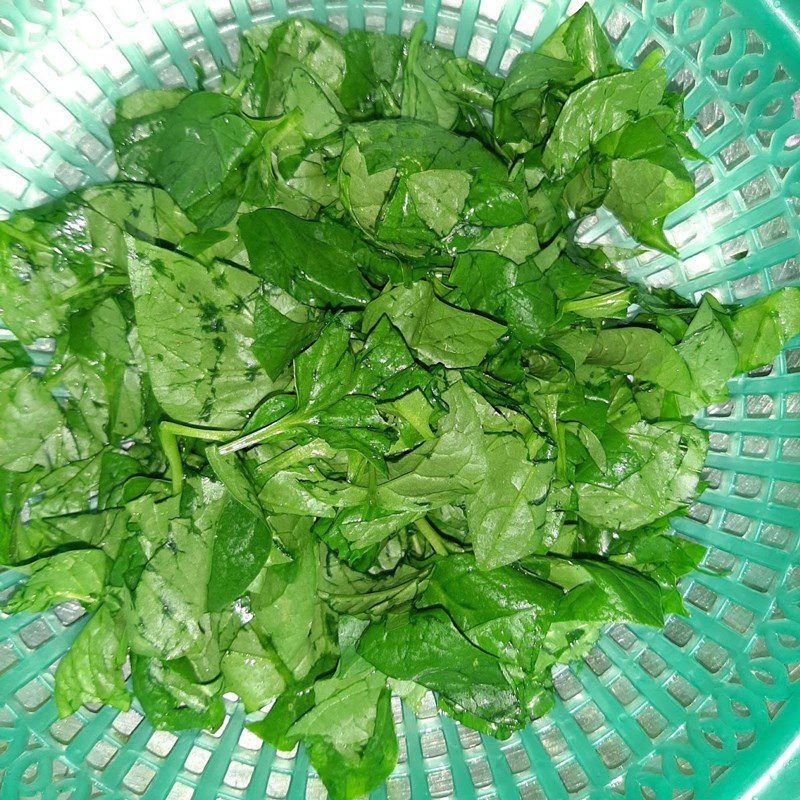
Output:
left=1, top=1, right=800, bottom=799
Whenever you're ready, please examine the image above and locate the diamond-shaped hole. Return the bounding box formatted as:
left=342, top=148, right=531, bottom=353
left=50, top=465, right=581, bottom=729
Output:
left=742, top=435, right=770, bottom=457
left=733, top=273, right=763, bottom=299
left=695, top=640, right=729, bottom=674
left=468, top=758, right=493, bottom=789
left=721, top=235, right=750, bottom=264
left=707, top=399, right=735, bottom=417
left=604, top=9, right=631, bottom=43
left=597, top=732, right=631, bottom=769
left=709, top=432, right=730, bottom=452
left=636, top=706, right=668, bottom=739
left=504, top=743, right=531, bottom=774
left=427, top=769, right=454, bottom=798
left=224, top=760, right=254, bottom=790
left=734, top=474, right=763, bottom=498
left=686, top=583, right=717, bottom=613
left=574, top=701, right=605, bottom=735
left=770, top=258, right=800, bottom=287
left=720, top=138, right=750, bottom=170
left=742, top=563, right=777, bottom=593
left=538, top=725, right=567, bottom=759
left=608, top=675, right=638, bottom=706
left=420, top=729, right=446, bottom=758
left=746, top=394, right=774, bottom=418
left=638, top=649, right=666, bottom=678
left=782, top=437, right=800, bottom=461
left=664, top=618, right=693, bottom=648
left=722, top=511, right=751, bottom=536
left=667, top=674, right=700, bottom=707
left=739, top=175, right=772, bottom=207
left=722, top=602, right=755, bottom=635
left=759, top=522, right=793, bottom=550
left=558, top=761, right=588, bottom=794
left=773, top=480, right=800, bottom=508
left=757, top=216, right=789, bottom=246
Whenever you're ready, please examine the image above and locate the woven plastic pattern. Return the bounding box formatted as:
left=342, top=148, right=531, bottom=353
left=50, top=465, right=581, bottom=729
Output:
left=1, top=1, right=799, bottom=799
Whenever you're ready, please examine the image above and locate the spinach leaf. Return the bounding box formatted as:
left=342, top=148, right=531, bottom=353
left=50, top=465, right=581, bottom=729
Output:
left=207, top=493, right=272, bottom=611
left=543, top=64, right=666, bottom=177
left=467, top=435, right=554, bottom=569
left=534, top=558, right=665, bottom=672
left=376, top=382, right=488, bottom=512
left=221, top=320, right=394, bottom=462
left=252, top=292, right=324, bottom=381
left=417, top=554, right=561, bottom=703
left=249, top=517, right=339, bottom=686
left=54, top=599, right=131, bottom=717
left=314, top=504, right=420, bottom=571
left=4, top=549, right=108, bottom=614
left=362, top=281, right=506, bottom=368
left=730, top=287, right=800, bottom=372
left=318, top=555, right=426, bottom=619
left=493, top=5, right=617, bottom=158
left=131, top=653, right=225, bottom=731
left=112, top=92, right=258, bottom=229
left=575, top=418, right=708, bottom=530
left=340, top=119, right=515, bottom=258
left=239, top=209, right=376, bottom=308
left=400, top=22, right=501, bottom=140
left=358, top=608, right=523, bottom=737
left=0, top=192, right=129, bottom=343
left=129, top=241, right=274, bottom=428
left=287, top=655, right=397, bottom=800
left=675, top=294, right=738, bottom=411
left=126, top=491, right=215, bottom=660
left=221, top=626, right=288, bottom=712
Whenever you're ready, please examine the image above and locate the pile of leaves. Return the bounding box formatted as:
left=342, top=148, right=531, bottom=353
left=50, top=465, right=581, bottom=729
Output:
left=2, top=8, right=799, bottom=798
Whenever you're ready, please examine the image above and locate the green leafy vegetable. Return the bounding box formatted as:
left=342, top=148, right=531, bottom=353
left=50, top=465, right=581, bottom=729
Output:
left=3, top=11, right=799, bottom=800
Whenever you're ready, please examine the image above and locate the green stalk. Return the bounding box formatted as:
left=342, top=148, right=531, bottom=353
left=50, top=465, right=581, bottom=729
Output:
left=555, top=422, right=568, bottom=483
left=254, top=439, right=329, bottom=480
left=0, top=222, right=42, bottom=251
left=413, top=518, right=450, bottom=556
left=61, top=275, right=129, bottom=301
left=217, top=412, right=303, bottom=456
left=253, top=630, right=294, bottom=687
left=158, top=422, right=233, bottom=495
left=160, top=421, right=232, bottom=442
left=159, top=426, right=184, bottom=496
left=562, top=288, right=632, bottom=315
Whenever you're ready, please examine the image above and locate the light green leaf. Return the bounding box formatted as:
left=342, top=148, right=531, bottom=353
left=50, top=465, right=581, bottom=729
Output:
left=362, top=281, right=505, bottom=368
left=129, top=241, right=275, bottom=428
left=468, top=436, right=555, bottom=569
left=5, top=550, right=108, bottom=614
left=55, top=601, right=131, bottom=717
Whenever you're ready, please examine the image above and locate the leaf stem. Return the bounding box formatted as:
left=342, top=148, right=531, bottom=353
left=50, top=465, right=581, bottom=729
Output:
left=413, top=518, right=450, bottom=556
left=61, top=275, right=130, bottom=301
left=218, top=413, right=301, bottom=456
left=254, top=439, right=329, bottom=480
left=554, top=422, right=568, bottom=483
left=0, top=222, right=42, bottom=251
left=160, top=421, right=232, bottom=442
left=563, top=288, right=632, bottom=314
left=158, top=422, right=234, bottom=495
left=253, top=630, right=294, bottom=687
left=159, top=425, right=184, bottom=496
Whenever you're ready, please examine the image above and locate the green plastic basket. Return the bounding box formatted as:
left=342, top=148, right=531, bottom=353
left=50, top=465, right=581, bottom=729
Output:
left=1, top=0, right=800, bottom=798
